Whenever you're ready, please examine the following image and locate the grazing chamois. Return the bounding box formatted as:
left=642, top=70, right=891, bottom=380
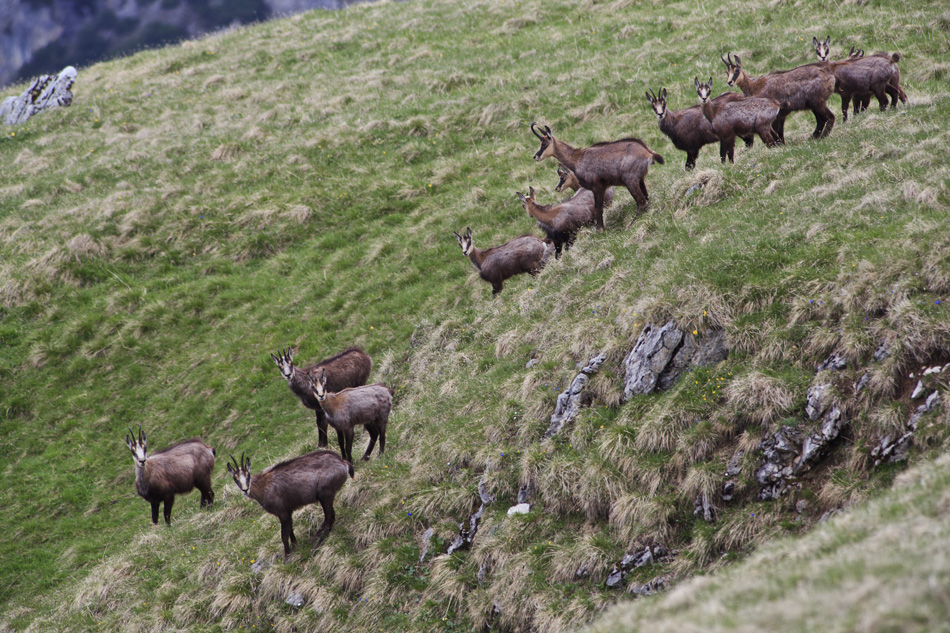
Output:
left=271, top=347, right=372, bottom=448
left=811, top=37, right=906, bottom=119
left=227, top=451, right=352, bottom=557
left=453, top=227, right=552, bottom=295
left=307, top=370, right=393, bottom=464
left=531, top=122, right=664, bottom=229
left=516, top=186, right=599, bottom=259
left=721, top=52, right=836, bottom=142
left=645, top=87, right=755, bottom=170
left=125, top=427, right=215, bottom=525
left=694, top=78, right=780, bottom=163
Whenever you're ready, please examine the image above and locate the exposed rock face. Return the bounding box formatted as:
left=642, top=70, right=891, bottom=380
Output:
left=722, top=448, right=745, bottom=501
left=447, top=470, right=495, bottom=554
left=542, top=352, right=606, bottom=439
left=873, top=391, right=941, bottom=466
left=418, top=527, right=435, bottom=563
left=1, top=66, right=76, bottom=125
left=817, top=352, right=847, bottom=372
left=622, top=323, right=728, bottom=401
left=605, top=544, right=672, bottom=589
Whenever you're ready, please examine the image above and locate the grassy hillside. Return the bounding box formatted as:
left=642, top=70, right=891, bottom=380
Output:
left=1, top=0, right=948, bottom=631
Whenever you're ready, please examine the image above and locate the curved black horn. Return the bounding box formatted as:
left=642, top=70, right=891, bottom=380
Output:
left=721, top=53, right=730, bottom=66
left=530, top=121, right=544, bottom=140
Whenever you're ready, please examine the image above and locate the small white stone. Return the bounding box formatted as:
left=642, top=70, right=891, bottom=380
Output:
left=507, top=503, right=530, bottom=516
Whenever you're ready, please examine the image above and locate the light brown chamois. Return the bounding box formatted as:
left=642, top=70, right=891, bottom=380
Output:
left=721, top=52, right=836, bottom=142
left=555, top=165, right=618, bottom=202
left=811, top=37, right=906, bottom=119
left=453, top=227, right=553, bottom=295
left=694, top=78, right=780, bottom=163
left=271, top=347, right=371, bottom=448
left=645, top=87, right=755, bottom=170
left=125, top=427, right=215, bottom=525
left=531, top=122, right=664, bottom=229
left=227, top=451, right=352, bottom=557
left=307, top=370, right=393, bottom=464
left=516, top=185, right=598, bottom=259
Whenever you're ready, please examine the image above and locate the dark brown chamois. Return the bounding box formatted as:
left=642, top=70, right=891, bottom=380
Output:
left=811, top=37, right=906, bottom=119
left=554, top=165, right=617, bottom=203
left=271, top=347, right=371, bottom=448
left=453, top=227, right=552, bottom=295
left=125, top=427, right=215, bottom=525
left=227, top=451, right=352, bottom=557
left=694, top=78, right=780, bottom=163
left=530, top=122, right=664, bottom=229
left=645, top=87, right=755, bottom=170
left=307, top=370, right=393, bottom=464
left=721, top=52, right=836, bottom=142
left=516, top=185, right=598, bottom=259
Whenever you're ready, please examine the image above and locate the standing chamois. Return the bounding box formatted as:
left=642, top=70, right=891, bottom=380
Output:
left=694, top=78, right=780, bottom=163
left=125, top=427, right=215, bottom=525
left=307, top=370, right=393, bottom=464
left=453, top=227, right=553, bottom=295
left=530, top=122, right=664, bottom=229
left=721, top=52, right=836, bottom=142
left=645, top=87, right=755, bottom=170
left=227, top=451, right=352, bottom=558
left=271, top=347, right=371, bottom=448
left=811, top=37, right=906, bottom=119
left=554, top=165, right=616, bottom=201
left=516, top=185, right=598, bottom=259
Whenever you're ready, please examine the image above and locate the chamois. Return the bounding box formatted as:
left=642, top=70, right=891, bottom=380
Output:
left=811, top=37, right=906, bottom=119
left=227, top=451, right=352, bottom=557
left=453, top=227, right=553, bottom=295
left=721, top=52, right=836, bottom=142
left=694, top=78, right=780, bottom=163
left=271, top=347, right=372, bottom=448
left=645, top=87, right=755, bottom=170
left=125, top=427, right=215, bottom=525
left=307, top=370, right=393, bottom=464
left=554, top=165, right=617, bottom=203
left=531, top=122, right=664, bottom=229
left=516, top=186, right=598, bottom=259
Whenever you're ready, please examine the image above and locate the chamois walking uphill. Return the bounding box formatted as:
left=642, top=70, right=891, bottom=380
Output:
left=453, top=227, right=553, bottom=295
left=271, top=347, right=372, bottom=448
left=516, top=185, right=600, bottom=259
left=227, top=451, right=352, bottom=558
left=721, top=52, right=836, bottom=142
left=124, top=427, right=216, bottom=525
left=307, top=370, right=393, bottom=464
left=531, top=122, right=663, bottom=229
left=694, top=78, right=780, bottom=163
left=811, top=36, right=906, bottom=120
left=645, top=87, right=755, bottom=170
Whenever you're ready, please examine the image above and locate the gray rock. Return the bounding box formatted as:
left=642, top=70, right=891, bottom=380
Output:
left=873, top=391, right=941, bottom=466
left=419, top=527, right=435, bottom=563
left=856, top=372, right=870, bottom=393
left=805, top=384, right=830, bottom=421
left=251, top=559, right=271, bottom=574
left=542, top=352, right=606, bottom=439
left=525, top=358, right=539, bottom=369
left=693, top=493, right=717, bottom=522
left=622, top=323, right=728, bottom=400
left=517, top=483, right=535, bottom=504
left=873, top=341, right=891, bottom=361
left=629, top=574, right=670, bottom=596
left=606, top=545, right=671, bottom=589
left=507, top=503, right=530, bottom=516
left=2, top=66, right=76, bottom=125
left=818, top=352, right=847, bottom=372
left=285, top=592, right=305, bottom=607
left=911, top=380, right=926, bottom=400
left=447, top=468, right=494, bottom=554
left=794, top=407, right=842, bottom=475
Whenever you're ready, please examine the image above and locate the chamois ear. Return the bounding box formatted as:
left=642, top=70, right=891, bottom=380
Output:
left=270, top=353, right=280, bottom=365
left=734, top=54, right=741, bottom=67
left=660, top=87, right=667, bottom=101
left=694, top=77, right=700, bottom=88
left=708, top=76, right=713, bottom=86
left=812, top=36, right=819, bottom=47
left=528, top=186, right=534, bottom=198
left=645, top=90, right=653, bottom=103
left=543, top=125, right=552, bottom=136
left=720, top=54, right=730, bottom=67
left=125, top=434, right=133, bottom=450
left=824, top=35, right=830, bottom=47
left=286, top=347, right=293, bottom=363
left=516, top=192, right=526, bottom=203
left=453, top=230, right=461, bottom=240
left=466, top=227, right=472, bottom=238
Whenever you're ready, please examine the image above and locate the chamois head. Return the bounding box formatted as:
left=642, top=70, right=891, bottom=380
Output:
left=515, top=187, right=536, bottom=209
left=125, top=426, right=147, bottom=466
left=813, top=36, right=832, bottom=62
left=645, top=88, right=669, bottom=119
left=453, top=227, right=474, bottom=257
left=555, top=165, right=579, bottom=193
left=270, top=347, right=295, bottom=382
left=530, top=122, right=555, bottom=161
left=226, top=452, right=252, bottom=496
left=307, top=369, right=331, bottom=402
left=848, top=46, right=864, bottom=59
left=721, top=53, right=742, bottom=86
left=694, top=77, right=714, bottom=103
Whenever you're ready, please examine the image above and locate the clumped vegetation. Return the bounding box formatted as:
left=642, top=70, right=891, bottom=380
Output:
left=0, top=0, right=948, bottom=632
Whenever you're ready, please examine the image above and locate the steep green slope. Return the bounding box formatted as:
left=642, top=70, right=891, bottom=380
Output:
left=0, top=0, right=948, bottom=631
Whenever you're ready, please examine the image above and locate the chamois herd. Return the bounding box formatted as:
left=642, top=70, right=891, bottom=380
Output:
left=125, top=39, right=907, bottom=558
left=455, top=38, right=907, bottom=294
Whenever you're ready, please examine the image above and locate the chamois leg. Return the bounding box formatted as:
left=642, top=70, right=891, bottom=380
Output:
left=151, top=501, right=160, bottom=525
left=344, top=428, right=356, bottom=464
left=685, top=150, right=698, bottom=171
left=718, top=140, right=729, bottom=163
left=362, top=426, right=378, bottom=461
left=378, top=425, right=386, bottom=456
left=639, top=177, right=649, bottom=202
left=623, top=176, right=648, bottom=216
left=592, top=189, right=606, bottom=231
left=872, top=87, right=888, bottom=112
left=758, top=124, right=777, bottom=148
left=163, top=496, right=175, bottom=525
left=316, top=496, right=335, bottom=541
left=279, top=515, right=295, bottom=557
left=337, top=429, right=347, bottom=460
left=772, top=112, right=788, bottom=144
left=198, top=479, right=215, bottom=507
left=740, top=134, right=754, bottom=148
left=554, top=242, right=563, bottom=259
left=491, top=281, right=503, bottom=295
left=315, top=408, right=329, bottom=448
left=840, top=92, right=852, bottom=122
left=811, top=104, right=834, bottom=139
